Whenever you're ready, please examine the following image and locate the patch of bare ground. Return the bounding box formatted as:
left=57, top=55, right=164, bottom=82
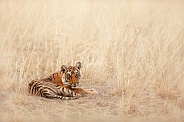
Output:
left=1, top=79, right=184, bottom=122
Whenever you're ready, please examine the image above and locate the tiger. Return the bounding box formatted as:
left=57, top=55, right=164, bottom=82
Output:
left=28, top=80, right=79, bottom=100
left=28, top=62, right=97, bottom=99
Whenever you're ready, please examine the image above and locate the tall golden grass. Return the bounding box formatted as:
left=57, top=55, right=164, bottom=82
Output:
left=0, top=0, right=184, bottom=121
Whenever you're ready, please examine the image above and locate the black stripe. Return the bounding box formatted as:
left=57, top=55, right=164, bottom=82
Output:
left=48, top=76, right=52, bottom=80
left=62, top=87, right=65, bottom=93
left=52, top=74, right=56, bottom=80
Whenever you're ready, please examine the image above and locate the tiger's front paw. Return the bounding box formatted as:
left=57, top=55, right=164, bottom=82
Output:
left=87, top=89, right=98, bottom=95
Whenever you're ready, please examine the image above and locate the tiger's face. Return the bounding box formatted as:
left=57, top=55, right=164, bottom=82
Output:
left=61, top=62, right=81, bottom=87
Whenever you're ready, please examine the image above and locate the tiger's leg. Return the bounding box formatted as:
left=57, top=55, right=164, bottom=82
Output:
left=42, top=91, right=77, bottom=100
left=70, top=87, right=98, bottom=96
left=53, top=94, right=77, bottom=100
left=41, top=89, right=77, bottom=100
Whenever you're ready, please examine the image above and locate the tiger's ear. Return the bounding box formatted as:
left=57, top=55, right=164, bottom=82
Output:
left=61, top=65, right=67, bottom=72
left=76, top=62, right=81, bottom=70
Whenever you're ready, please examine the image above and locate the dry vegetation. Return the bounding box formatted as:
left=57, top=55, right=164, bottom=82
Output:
left=0, top=0, right=184, bottom=121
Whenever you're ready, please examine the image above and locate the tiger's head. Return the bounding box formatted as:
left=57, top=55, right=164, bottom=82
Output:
left=61, top=62, right=81, bottom=87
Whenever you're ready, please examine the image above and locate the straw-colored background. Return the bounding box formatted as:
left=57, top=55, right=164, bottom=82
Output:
left=0, top=0, right=184, bottom=121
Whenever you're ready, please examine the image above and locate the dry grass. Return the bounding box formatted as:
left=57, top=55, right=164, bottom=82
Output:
left=0, top=0, right=184, bottom=121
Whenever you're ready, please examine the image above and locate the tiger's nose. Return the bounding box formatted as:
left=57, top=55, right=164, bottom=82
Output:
left=73, top=83, right=79, bottom=87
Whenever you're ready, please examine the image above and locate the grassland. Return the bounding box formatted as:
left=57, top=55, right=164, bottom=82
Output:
left=0, top=0, right=184, bottom=121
